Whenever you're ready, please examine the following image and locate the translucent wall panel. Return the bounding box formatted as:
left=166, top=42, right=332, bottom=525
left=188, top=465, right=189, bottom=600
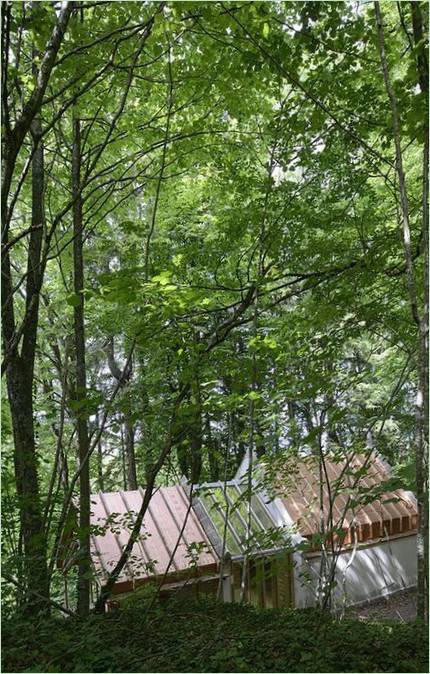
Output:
left=195, top=481, right=289, bottom=557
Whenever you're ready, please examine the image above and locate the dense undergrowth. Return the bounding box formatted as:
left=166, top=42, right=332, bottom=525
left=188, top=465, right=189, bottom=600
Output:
left=2, top=596, right=428, bottom=673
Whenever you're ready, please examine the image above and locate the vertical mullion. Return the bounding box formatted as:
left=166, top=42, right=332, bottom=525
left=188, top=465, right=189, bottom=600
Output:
left=261, top=557, right=266, bottom=609
left=208, top=490, right=243, bottom=551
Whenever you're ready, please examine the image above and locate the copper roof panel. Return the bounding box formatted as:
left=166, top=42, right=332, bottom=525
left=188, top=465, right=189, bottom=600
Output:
left=90, top=485, right=218, bottom=585
left=275, top=453, right=417, bottom=545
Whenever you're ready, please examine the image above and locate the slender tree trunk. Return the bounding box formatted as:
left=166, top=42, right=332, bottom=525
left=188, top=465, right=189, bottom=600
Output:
left=72, top=115, right=91, bottom=617
left=42, top=366, right=70, bottom=541
left=411, top=0, right=429, bottom=623
left=240, top=294, right=259, bottom=603
left=415, top=132, right=429, bottom=622
left=1, top=2, right=72, bottom=233
left=190, top=375, right=203, bottom=484
left=3, top=115, right=49, bottom=611
left=206, top=414, right=220, bottom=482
left=120, top=422, right=127, bottom=490
left=95, top=411, right=104, bottom=492
left=7, top=362, right=49, bottom=610
left=94, top=388, right=190, bottom=613
left=124, top=411, right=137, bottom=490
left=105, top=337, right=138, bottom=489
left=5, top=115, right=49, bottom=611
left=375, top=1, right=428, bottom=621
left=217, top=413, right=232, bottom=600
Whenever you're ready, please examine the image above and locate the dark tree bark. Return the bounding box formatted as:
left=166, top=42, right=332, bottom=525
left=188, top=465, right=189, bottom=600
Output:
left=206, top=415, right=220, bottom=482
left=222, top=373, right=246, bottom=467
left=105, top=337, right=138, bottom=490
left=72, top=115, right=91, bottom=617
left=95, top=412, right=105, bottom=492
left=120, top=422, right=128, bottom=490
left=1, top=2, right=73, bottom=235
left=175, top=372, right=203, bottom=483
left=190, top=430, right=202, bottom=484
left=176, top=438, right=189, bottom=479
left=1, top=8, right=74, bottom=611
left=190, top=376, right=203, bottom=484
left=124, top=410, right=137, bottom=490
left=3, top=117, right=49, bottom=612
left=255, top=418, right=266, bottom=459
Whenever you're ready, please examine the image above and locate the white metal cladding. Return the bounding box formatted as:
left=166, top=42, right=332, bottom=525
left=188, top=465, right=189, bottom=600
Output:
left=293, top=534, right=418, bottom=608
left=193, top=480, right=293, bottom=558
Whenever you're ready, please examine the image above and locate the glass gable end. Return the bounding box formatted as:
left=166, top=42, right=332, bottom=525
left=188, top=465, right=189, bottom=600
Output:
left=194, top=481, right=291, bottom=558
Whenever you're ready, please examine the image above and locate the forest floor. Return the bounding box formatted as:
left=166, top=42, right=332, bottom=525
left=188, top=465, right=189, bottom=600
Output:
left=2, top=596, right=427, bottom=672
left=345, top=589, right=417, bottom=623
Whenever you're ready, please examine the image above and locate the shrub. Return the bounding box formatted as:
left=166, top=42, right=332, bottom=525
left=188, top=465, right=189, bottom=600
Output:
left=2, top=597, right=428, bottom=673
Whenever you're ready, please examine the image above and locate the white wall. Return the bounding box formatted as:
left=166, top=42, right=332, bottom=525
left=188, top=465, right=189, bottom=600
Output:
left=293, top=534, right=417, bottom=608
left=234, top=457, right=417, bottom=609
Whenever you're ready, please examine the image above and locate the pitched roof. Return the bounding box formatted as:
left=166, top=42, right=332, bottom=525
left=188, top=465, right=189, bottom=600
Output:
left=89, top=485, right=218, bottom=590
left=268, top=453, right=417, bottom=546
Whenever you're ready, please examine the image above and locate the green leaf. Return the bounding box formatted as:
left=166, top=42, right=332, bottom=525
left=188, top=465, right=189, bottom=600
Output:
left=66, top=293, right=81, bottom=307
left=152, top=271, right=173, bottom=286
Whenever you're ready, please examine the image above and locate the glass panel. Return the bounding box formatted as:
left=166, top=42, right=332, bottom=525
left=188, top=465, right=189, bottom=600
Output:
left=231, top=489, right=262, bottom=532
left=250, top=494, right=273, bottom=530
left=211, top=487, right=250, bottom=550
left=196, top=483, right=285, bottom=556
left=200, top=491, right=241, bottom=555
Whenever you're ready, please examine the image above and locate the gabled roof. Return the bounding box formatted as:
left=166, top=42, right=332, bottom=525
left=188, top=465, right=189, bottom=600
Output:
left=84, top=452, right=417, bottom=594
left=89, top=485, right=218, bottom=591
left=267, top=452, right=417, bottom=546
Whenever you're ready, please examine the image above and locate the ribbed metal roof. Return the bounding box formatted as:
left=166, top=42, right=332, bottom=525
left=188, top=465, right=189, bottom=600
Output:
left=273, top=453, right=417, bottom=546
left=89, top=485, right=218, bottom=587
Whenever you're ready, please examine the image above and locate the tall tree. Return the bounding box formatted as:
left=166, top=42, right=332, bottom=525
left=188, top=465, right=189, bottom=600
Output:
left=3, top=114, right=50, bottom=611
left=374, top=0, right=428, bottom=622
left=71, top=114, right=91, bottom=616
left=1, top=3, right=73, bottom=610
left=105, top=338, right=137, bottom=490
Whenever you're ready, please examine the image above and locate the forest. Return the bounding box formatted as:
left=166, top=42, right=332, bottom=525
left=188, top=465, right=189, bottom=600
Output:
left=1, top=1, right=428, bottom=672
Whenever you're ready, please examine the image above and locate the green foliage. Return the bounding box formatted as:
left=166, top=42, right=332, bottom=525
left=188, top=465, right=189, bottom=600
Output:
left=2, top=0, right=427, bottom=626
left=2, top=598, right=427, bottom=673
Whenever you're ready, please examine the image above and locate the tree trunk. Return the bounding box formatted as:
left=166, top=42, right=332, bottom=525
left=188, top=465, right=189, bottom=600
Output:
left=375, top=1, right=428, bottom=622
left=176, top=438, right=189, bottom=479
left=7, top=360, right=49, bottom=611
left=206, top=415, right=220, bottom=482
left=72, top=115, right=91, bottom=617
left=1, top=2, right=72, bottom=233
left=95, top=411, right=104, bottom=492
left=410, top=0, right=429, bottom=624
left=105, top=337, right=138, bottom=489
left=120, top=422, right=128, bottom=490
left=3, top=116, right=49, bottom=612
left=190, top=376, right=203, bottom=484
left=124, top=411, right=138, bottom=490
